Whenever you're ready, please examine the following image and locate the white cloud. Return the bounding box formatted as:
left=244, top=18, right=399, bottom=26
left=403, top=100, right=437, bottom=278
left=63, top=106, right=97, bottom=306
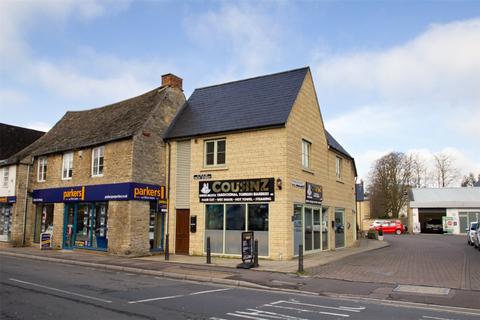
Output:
left=0, top=89, right=29, bottom=107
left=325, top=106, right=402, bottom=137
left=185, top=3, right=283, bottom=80
left=313, top=18, right=480, bottom=109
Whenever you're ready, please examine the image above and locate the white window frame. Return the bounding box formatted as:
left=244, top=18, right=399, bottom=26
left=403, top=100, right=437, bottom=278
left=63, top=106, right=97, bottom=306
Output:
left=91, top=146, right=104, bottom=177
left=204, top=139, right=226, bottom=167
left=37, top=157, right=47, bottom=182
left=302, top=139, right=311, bottom=169
left=61, top=152, right=73, bottom=180
left=336, top=156, right=342, bottom=179
left=2, top=167, right=8, bottom=187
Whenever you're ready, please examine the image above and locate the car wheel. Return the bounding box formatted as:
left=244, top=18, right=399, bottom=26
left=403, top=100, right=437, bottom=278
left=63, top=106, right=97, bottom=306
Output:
left=395, top=229, right=401, bottom=235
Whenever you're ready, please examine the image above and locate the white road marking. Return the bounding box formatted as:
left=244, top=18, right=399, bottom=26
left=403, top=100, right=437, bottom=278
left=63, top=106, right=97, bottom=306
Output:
left=9, top=278, right=112, bottom=303
left=128, top=288, right=231, bottom=304
left=245, top=309, right=310, bottom=320
left=422, top=316, right=456, bottom=320
left=265, top=304, right=350, bottom=318
left=128, top=294, right=184, bottom=303
left=189, top=288, right=231, bottom=295
left=227, top=312, right=271, bottom=320
left=270, top=300, right=363, bottom=312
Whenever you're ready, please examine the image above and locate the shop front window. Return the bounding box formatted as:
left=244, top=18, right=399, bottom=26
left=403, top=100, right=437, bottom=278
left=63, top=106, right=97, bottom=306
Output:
left=63, top=202, right=108, bottom=250
left=322, top=207, right=329, bottom=250
left=205, top=204, right=224, bottom=254
left=149, top=202, right=165, bottom=251
left=34, top=204, right=54, bottom=243
left=335, top=208, right=345, bottom=248
left=205, top=203, right=269, bottom=256
left=0, top=205, right=13, bottom=241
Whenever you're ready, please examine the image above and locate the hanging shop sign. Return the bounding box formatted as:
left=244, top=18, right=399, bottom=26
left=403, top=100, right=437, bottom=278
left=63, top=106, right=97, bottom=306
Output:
left=199, top=178, right=274, bottom=203
left=0, top=196, right=16, bottom=204
left=305, top=182, right=323, bottom=205
left=32, top=182, right=166, bottom=203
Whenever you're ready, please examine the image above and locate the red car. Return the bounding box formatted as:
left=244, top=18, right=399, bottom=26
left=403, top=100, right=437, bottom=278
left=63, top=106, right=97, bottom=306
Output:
left=374, top=220, right=405, bottom=235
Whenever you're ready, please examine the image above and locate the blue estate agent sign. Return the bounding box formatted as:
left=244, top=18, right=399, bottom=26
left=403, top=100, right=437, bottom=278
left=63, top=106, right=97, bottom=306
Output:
left=32, top=182, right=165, bottom=203
left=0, top=196, right=16, bottom=204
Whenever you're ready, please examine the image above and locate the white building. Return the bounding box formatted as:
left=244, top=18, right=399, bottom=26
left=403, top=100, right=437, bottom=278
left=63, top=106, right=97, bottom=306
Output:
left=410, top=187, right=480, bottom=234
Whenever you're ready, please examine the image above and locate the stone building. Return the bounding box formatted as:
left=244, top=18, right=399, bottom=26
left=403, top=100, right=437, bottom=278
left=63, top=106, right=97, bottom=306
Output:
left=0, top=123, right=44, bottom=246
left=8, top=74, right=185, bottom=255
left=164, top=67, right=357, bottom=260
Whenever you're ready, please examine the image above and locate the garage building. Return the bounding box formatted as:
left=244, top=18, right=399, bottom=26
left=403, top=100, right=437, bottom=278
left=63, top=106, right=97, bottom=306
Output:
left=410, top=187, right=480, bottom=234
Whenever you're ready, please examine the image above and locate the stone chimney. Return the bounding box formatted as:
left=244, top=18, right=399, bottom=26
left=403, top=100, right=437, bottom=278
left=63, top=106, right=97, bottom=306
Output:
left=161, top=73, right=183, bottom=91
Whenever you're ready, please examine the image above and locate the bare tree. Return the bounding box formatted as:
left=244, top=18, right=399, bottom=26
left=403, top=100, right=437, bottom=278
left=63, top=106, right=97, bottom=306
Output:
left=410, top=154, right=428, bottom=188
left=368, top=152, right=413, bottom=218
left=433, top=152, right=459, bottom=187
left=461, top=172, right=479, bottom=187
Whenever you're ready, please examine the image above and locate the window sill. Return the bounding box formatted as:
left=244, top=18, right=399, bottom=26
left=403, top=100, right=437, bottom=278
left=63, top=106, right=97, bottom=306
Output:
left=302, top=168, right=315, bottom=175
left=91, top=174, right=104, bottom=178
left=201, top=166, right=228, bottom=172
left=336, top=179, right=344, bottom=184
left=37, top=180, right=46, bottom=183
left=61, top=178, right=72, bottom=181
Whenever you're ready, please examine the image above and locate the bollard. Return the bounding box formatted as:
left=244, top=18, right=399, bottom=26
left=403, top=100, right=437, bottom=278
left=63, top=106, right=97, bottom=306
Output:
left=298, top=244, right=304, bottom=273
left=165, top=234, right=170, bottom=260
left=253, top=239, right=259, bottom=267
left=206, top=236, right=211, bottom=264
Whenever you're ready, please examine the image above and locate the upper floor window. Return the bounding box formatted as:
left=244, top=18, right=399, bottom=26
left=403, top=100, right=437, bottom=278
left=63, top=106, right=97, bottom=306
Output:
left=2, top=167, right=8, bottom=187
left=62, top=152, right=73, bottom=180
left=336, top=156, right=342, bottom=179
left=92, top=146, right=104, bottom=177
left=302, top=139, right=311, bottom=169
left=37, top=157, right=47, bottom=182
left=204, top=139, right=226, bottom=167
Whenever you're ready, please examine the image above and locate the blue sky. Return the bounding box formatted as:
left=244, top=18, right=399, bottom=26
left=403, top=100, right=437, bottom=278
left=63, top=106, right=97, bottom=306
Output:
left=1, top=0, right=479, bottom=182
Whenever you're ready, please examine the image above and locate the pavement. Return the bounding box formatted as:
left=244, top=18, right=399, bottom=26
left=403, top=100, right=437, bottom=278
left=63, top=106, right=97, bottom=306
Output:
left=2, top=255, right=480, bottom=320
left=1, top=234, right=479, bottom=310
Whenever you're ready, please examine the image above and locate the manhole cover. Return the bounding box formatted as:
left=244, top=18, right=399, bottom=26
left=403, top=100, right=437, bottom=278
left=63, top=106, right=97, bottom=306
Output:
left=393, top=285, right=450, bottom=295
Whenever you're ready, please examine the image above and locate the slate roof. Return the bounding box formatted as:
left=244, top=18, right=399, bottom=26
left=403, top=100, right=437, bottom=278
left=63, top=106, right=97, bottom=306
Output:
left=164, top=67, right=356, bottom=174
left=0, top=123, right=44, bottom=161
left=325, top=130, right=353, bottom=159
left=6, top=86, right=172, bottom=164
left=410, top=187, right=480, bottom=208
left=164, top=67, right=309, bottom=139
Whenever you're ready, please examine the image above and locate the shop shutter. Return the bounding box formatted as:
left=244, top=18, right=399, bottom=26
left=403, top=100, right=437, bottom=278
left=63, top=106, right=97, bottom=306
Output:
left=175, top=140, right=191, bottom=209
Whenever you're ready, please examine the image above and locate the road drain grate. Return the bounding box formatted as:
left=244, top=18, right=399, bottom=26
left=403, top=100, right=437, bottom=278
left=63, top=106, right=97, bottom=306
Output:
left=393, top=285, right=450, bottom=295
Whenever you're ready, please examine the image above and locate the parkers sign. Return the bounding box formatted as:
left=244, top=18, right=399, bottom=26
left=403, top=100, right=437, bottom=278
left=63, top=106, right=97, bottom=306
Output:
left=199, top=178, right=275, bottom=203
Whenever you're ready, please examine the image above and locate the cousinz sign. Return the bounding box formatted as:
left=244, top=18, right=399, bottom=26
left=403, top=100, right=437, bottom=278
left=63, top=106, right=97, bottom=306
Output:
left=199, top=178, right=274, bottom=203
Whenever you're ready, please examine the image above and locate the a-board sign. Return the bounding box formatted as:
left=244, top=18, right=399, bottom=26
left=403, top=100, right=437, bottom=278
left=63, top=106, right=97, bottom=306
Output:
left=40, top=232, right=52, bottom=250
left=241, top=231, right=254, bottom=263
left=442, top=216, right=454, bottom=234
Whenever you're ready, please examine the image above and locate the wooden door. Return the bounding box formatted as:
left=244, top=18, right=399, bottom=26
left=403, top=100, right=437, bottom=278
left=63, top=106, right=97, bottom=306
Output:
left=175, top=209, right=190, bottom=254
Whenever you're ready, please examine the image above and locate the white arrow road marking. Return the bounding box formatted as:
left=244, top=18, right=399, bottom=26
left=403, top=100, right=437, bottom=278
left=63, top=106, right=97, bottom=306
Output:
left=128, top=288, right=231, bottom=304
left=244, top=309, right=311, bottom=320
left=9, top=278, right=112, bottom=303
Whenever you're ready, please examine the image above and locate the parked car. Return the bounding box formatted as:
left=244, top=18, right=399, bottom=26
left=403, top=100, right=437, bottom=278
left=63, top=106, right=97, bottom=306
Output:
left=466, top=221, right=478, bottom=246
left=374, top=220, right=405, bottom=235
left=369, top=220, right=388, bottom=229
left=425, top=219, right=443, bottom=233
left=474, top=229, right=480, bottom=250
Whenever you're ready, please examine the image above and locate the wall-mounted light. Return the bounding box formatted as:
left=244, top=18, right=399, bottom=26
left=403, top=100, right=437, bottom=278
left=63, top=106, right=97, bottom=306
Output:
left=276, top=177, right=282, bottom=190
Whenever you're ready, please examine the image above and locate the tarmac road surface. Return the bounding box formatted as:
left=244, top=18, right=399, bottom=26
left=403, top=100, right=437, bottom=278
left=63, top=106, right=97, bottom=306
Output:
left=1, top=256, right=479, bottom=320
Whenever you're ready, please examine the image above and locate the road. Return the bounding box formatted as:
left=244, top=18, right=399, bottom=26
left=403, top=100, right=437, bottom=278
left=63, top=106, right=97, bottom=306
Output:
left=1, top=256, right=479, bottom=320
